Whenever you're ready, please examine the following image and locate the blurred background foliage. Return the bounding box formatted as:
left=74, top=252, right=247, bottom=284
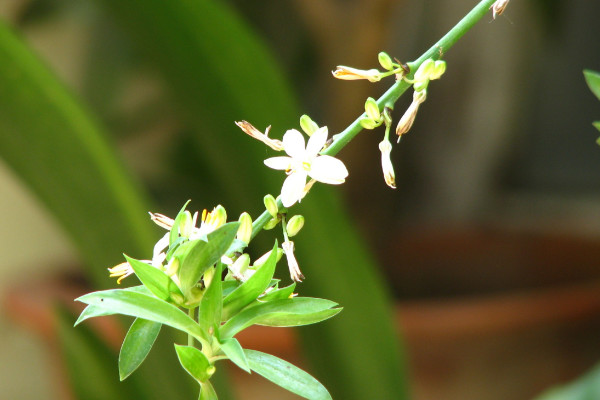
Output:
left=1, top=0, right=600, bottom=399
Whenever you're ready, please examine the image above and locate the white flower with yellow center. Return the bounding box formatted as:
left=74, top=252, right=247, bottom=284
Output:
left=264, top=127, right=348, bottom=208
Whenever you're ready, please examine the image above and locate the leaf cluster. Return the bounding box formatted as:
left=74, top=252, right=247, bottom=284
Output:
left=76, top=205, right=340, bottom=399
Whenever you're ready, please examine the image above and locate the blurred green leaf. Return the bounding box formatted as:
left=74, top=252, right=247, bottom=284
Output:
left=0, top=19, right=156, bottom=287
left=220, top=297, right=341, bottom=339
left=533, top=362, right=600, bottom=400
left=174, top=344, right=213, bottom=383
left=56, top=306, right=147, bottom=400
left=594, top=121, right=600, bottom=132
left=125, top=255, right=172, bottom=300
left=76, top=289, right=208, bottom=342
left=119, top=318, right=162, bottom=381
left=177, top=222, right=239, bottom=295
left=222, top=241, right=278, bottom=319
left=245, top=349, right=332, bottom=400
left=584, top=70, right=600, bottom=101
left=220, top=338, right=250, bottom=373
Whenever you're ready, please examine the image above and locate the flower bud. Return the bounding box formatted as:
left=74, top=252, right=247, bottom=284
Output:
left=263, top=218, right=280, bottom=230
left=254, top=248, right=283, bottom=269
left=378, top=52, right=394, bottom=71
left=414, top=59, right=434, bottom=82
left=282, top=241, right=304, bottom=282
left=286, top=215, right=305, bottom=237
left=396, top=90, right=427, bottom=138
left=236, top=212, right=252, bottom=244
left=491, top=0, right=509, bottom=19
left=378, top=140, right=396, bottom=189
left=179, top=210, right=194, bottom=238
left=332, top=66, right=382, bottom=83
left=166, top=258, right=180, bottom=276
left=430, top=60, right=447, bottom=80
left=263, top=194, right=279, bottom=218
left=300, top=114, right=319, bottom=137
left=229, top=253, right=250, bottom=278
left=364, top=97, right=381, bottom=121
left=360, top=117, right=379, bottom=130
left=413, top=79, right=429, bottom=92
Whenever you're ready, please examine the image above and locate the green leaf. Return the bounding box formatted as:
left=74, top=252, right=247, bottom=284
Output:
left=584, top=69, right=600, bottom=101
left=125, top=255, right=172, bottom=300
left=222, top=241, right=278, bottom=319
left=76, top=289, right=208, bottom=342
left=119, top=318, right=162, bottom=380
left=245, top=349, right=331, bottom=400
left=198, top=265, right=223, bottom=333
left=594, top=121, right=600, bottom=133
left=174, top=344, right=213, bottom=383
left=199, top=380, right=218, bottom=400
left=74, top=285, right=153, bottom=326
left=220, top=298, right=341, bottom=339
left=177, top=222, right=240, bottom=295
left=260, top=283, right=296, bottom=302
left=219, top=338, right=250, bottom=373
left=0, top=19, right=156, bottom=288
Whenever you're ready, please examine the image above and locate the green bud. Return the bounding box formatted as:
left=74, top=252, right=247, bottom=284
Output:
left=236, top=212, right=252, bottom=244
left=212, top=205, right=227, bottom=227
left=206, top=365, right=216, bottom=377
left=413, top=80, right=429, bottom=92
left=263, top=194, right=279, bottom=218
left=364, top=97, right=381, bottom=121
left=378, top=52, right=394, bottom=70
left=300, top=114, right=319, bottom=136
left=414, top=59, right=434, bottom=82
left=230, top=253, right=250, bottom=276
left=263, top=217, right=280, bottom=230
left=170, top=293, right=185, bottom=305
left=187, top=286, right=204, bottom=305
left=254, top=248, right=283, bottom=268
left=286, top=215, right=305, bottom=237
left=179, top=211, right=193, bottom=238
left=360, top=116, right=379, bottom=130
left=430, top=60, right=447, bottom=80
left=166, top=258, right=180, bottom=276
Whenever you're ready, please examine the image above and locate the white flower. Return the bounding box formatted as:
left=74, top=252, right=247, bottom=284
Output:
left=264, top=127, right=348, bottom=207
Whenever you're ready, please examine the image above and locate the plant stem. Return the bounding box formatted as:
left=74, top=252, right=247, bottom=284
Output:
left=251, top=0, right=498, bottom=238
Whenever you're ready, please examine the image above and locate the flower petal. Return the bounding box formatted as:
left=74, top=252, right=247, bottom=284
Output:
left=264, top=156, right=293, bottom=170
left=282, top=129, right=306, bottom=159
left=280, top=171, right=308, bottom=207
left=305, top=127, right=328, bottom=158
left=309, top=156, right=348, bottom=184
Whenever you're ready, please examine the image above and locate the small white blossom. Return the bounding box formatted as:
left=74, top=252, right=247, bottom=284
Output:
left=264, top=127, right=348, bottom=207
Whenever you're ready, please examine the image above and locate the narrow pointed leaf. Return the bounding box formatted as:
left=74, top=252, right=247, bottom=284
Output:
left=175, top=344, right=213, bottom=383
left=199, top=265, right=223, bottom=332
left=222, top=241, right=278, bottom=319
left=119, top=318, right=162, bottom=380
left=74, top=285, right=153, bottom=326
left=584, top=70, right=600, bottom=101
left=220, top=298, right=341, bottom=339
left=220, top=338, right=250, bottom=373
left=245, top=349, right=331, bottom=400
left=177, top=222, right=239, bottom=294
left=594, top=121, right=600, bottom=132
left=170, top=201, right=192, bottom=246
left=76, top=289, right=207, bottom=342
left=125, top=255, right=171, bottom=300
